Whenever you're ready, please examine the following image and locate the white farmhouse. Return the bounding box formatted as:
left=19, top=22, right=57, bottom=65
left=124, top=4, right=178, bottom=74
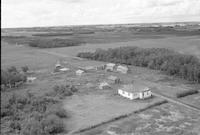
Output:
left=118, top=84, right=151, bottom=100
left=116, top=65, right=129, bottom=74
left=76, top=69, right=85, bottom=76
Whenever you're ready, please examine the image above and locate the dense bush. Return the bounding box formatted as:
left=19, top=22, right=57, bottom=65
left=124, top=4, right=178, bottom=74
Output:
left=1, top=92, right=68, bottom=135
left=1, top=66, right=27, bottom=90
left=42, top=114, right=65, bottom=134
left=28, top=38, right=84, bottom=48
left=21, top=66, right=29, bottom=73
left=77, top=47, right=200, bottom=83
left=49, top=84, right=78, bottom=98
left=176, top=89, right=199, bottom=98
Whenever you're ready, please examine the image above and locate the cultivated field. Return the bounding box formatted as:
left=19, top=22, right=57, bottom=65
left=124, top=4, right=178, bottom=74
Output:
left=82, top=103, right=200, bottom=135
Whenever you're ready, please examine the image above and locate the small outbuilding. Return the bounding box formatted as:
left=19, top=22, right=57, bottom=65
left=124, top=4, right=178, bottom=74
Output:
left=96, top=65, right=106, bottom=70
left=99, top=82, right=110, bottom=89
left=76, top=69, right=85, bottom=76
left=116, top=65, right=129, bottom=74
left=59, top=68, right=69, bottom=72
left=107, top=76, right=120, bottom=84
left=105, top=63, right=116, bottom=72
left=27, top=77, right=37, bottom=83
left=118, top=83, right=151, bottom=100
left=55, top=61, right=62, bottom=69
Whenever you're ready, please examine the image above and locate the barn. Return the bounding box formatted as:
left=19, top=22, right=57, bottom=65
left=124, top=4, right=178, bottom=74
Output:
left=105, top=63, right=116, bottom=72
left=116, top=65, right=129, bottom=74
left=118, top=83, right=151, bottom=100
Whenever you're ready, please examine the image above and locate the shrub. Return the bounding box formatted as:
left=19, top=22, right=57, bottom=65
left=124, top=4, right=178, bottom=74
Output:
left=70, top=85, right=78, bottom=93
left=21, top=66, right=29, bottom=73
left=52, top=84, right=77, bottom=98
left=1, top=108, right=14, bottom=117
left=1, top=66, right=27, bottom=89
left=22, top=119, right=44, bottom=135
left=10, top=121, right=21, bottom=131
left=176, top=89, right=198, bottom=98
left=7, top=66, right=18, bottom=73
left=42, top=114, right=65, bottom=134
left=47, top=105, right=68, bottom=118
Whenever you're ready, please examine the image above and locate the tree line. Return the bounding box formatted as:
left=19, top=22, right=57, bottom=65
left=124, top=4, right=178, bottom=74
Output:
left=77, top=47, right=200, bottom=83
left=28, top=38, right=84, bottom=48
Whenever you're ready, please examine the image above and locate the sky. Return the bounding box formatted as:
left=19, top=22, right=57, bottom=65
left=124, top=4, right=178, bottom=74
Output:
left=2, top=0, right=200, bottom=28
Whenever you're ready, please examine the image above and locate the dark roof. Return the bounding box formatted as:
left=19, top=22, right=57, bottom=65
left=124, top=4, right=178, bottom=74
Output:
left=120, top=83, right=149, bottom=93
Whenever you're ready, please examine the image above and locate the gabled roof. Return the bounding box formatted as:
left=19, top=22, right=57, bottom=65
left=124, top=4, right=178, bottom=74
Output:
left=120, top=83, right=149, bottom=93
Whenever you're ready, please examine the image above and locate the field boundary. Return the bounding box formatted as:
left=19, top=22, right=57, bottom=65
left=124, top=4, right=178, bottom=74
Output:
left=69, top=100, right=167, bottom=135
left=152, top=91, right=200, bottom=112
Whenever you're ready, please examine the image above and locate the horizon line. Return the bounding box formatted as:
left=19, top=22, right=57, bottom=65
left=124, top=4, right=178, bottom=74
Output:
left=2, top=20, right=200, bottom=29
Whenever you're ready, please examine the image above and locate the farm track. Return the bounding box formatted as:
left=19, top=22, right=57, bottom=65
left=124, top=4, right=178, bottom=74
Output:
left=151, top=91, right=200, bottom=113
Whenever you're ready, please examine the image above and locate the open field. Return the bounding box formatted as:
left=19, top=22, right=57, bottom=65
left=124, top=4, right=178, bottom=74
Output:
left=41, top=35, right=200, bottom=59
left=1, top=24, right=200, bottom=134
left=81, top=103, right=200, bottom=135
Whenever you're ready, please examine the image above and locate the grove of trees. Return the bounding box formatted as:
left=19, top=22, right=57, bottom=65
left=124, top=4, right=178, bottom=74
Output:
left=1, top=66, right=27, bottom=90
left=1, top=92, right=68, bottom=135
left=28, top=38, right=84, bottom=48
left=77, top=47, right=200, bottom=83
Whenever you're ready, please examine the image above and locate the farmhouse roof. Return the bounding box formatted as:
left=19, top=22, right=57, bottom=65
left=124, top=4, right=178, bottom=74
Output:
left=120, top=83, right=149, bottom=93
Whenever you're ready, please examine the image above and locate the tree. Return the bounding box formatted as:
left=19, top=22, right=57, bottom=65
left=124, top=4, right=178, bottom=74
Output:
left=21, top=66, right=29, bottom=73
left=7, top=66, right=18, bottom=73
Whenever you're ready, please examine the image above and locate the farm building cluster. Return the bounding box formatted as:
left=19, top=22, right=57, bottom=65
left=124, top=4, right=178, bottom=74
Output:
left=52, top=61, right=152, bottom=100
